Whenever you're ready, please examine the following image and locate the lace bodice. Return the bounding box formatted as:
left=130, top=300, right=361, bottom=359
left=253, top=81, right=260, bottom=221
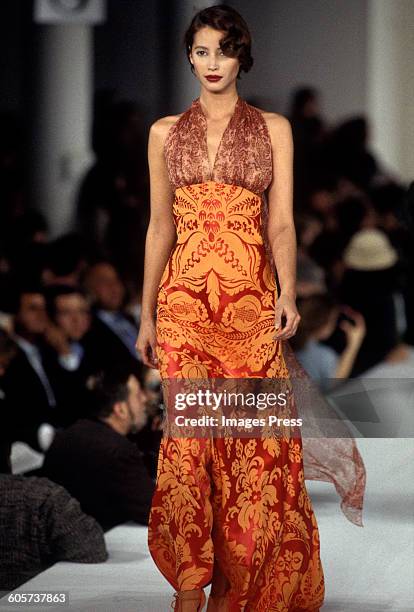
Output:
left=164, top=96, right=273, bottom=194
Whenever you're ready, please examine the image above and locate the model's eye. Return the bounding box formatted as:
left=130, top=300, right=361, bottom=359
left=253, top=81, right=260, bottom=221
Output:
left=196, top=50, right=207, bottom=56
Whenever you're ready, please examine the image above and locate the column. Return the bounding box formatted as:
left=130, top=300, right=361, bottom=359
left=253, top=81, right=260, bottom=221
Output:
left=30, top=24, right=94, bottom=237
left=367, top=0, right=414, bottom=183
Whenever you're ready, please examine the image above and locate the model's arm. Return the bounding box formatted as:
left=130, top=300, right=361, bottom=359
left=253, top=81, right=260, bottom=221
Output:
left=135, top=118, right=177, bottom=367
left=266, top=114, right=300, bottom=340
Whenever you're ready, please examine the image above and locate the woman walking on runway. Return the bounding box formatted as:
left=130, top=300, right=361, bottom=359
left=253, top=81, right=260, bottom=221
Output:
left=136, top=5, right=363, bottom=611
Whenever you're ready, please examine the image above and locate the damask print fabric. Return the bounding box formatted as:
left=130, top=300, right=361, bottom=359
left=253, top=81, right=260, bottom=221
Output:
left=147, top=96, right=365, bottom=611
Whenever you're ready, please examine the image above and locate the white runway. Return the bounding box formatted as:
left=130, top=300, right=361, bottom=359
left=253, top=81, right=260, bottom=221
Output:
left=1, top=438, right=413, bottom=611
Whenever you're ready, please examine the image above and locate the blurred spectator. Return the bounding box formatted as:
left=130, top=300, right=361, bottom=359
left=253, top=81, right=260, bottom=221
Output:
left=401, top=182, right=414, bottom=345
left=289, top=86, right=326, bottom=210
left=1, top=211, right=49, bottom=309
left=76, top=97, right=148, bottom=288
left=44, top=285, right=92, bottom=372
left=295, top=212, right=326, bottom=297
left=340, top=228, right=400, bottom=374
left=130, top=365, right=163, bottom=480
left=0, top=474, right=107, bottom=591
left=335, top=194, right=377, bottom=237
left=323, top=116, right=380, bottom=191
left=308, top=193, right=376, bottom=292
left=41, top=364, right=155, bottom=532
left=370, top=181, right=407, bottom=248
left=306, top=179, right=338, bottom=222
left=292, top=293, right=365, bottom=389
left=43, top=285, right=95, bottom=426
left=3, top=285, right=60, bottom=451
left=83, top=261, right=141, bottom=371
left=42, top=233, right=87, bottom=287
left=0, top=330, right=18, bottom=473
left=0, top=330, right=17, bottom=377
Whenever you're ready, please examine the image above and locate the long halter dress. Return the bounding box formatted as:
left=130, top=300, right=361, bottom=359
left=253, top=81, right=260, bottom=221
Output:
left=147, top=95, right=348, bottom=611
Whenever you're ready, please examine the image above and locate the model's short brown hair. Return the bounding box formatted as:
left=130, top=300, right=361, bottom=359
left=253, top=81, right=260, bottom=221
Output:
left=184, top=4, right=253, bottom=79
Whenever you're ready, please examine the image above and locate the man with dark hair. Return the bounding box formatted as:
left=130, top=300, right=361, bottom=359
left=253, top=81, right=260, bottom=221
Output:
left=42, top=284, right=95, bottom=426
left=41, top=364, right=155, bottom=531
left=44, top=285, right=91, bottom=367
left=82, top=261, right=141, bottom=371
left=42, top=233, right=86, bottom=287
left=2, top=285, right=60, bottom=451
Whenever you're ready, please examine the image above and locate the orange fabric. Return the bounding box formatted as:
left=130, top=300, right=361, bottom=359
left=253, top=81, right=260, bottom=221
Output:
left=148, top=184, right=325, bottom=610
left=148, top=97, right=326, bottom=610
left=156, top=182, right=280, bottom=378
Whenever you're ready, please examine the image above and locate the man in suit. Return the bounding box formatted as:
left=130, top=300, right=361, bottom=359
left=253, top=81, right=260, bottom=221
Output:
left=43, top=284, right=97, bottom=425
left=2, top=286, right=60, bottom=452
left=41, top=364, right=155, bottom=532
left=0, top=330, right=18, bottom=473
left=83, top=261, right=141, bottom=371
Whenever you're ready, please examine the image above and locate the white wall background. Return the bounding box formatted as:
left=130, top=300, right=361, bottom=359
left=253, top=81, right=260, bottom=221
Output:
left=232, top=0, right=368, bottom=121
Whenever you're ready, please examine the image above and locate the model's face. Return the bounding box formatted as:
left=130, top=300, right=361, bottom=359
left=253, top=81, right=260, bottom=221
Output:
left=189, top=26, right=240, bottom=91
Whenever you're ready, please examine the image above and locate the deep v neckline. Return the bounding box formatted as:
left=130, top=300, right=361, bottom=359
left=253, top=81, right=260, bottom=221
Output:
left=196, top=96, right=241, bottom=179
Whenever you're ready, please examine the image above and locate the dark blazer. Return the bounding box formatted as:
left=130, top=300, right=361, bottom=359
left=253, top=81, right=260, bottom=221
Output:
left=41, top=418, right=155, bottom=532
left=82, top=312, right=139, bottom=373
left=42, top=343, right=100, bottom=426
left=0, top=394, right=12, bottom=473
left=0, top=474, right=107, bottom=591
left=1, top=346, right=58, bottom=451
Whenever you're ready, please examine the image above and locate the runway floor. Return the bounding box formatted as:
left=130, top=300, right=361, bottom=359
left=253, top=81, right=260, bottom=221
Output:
left=1, top=438, right=413, bottom=611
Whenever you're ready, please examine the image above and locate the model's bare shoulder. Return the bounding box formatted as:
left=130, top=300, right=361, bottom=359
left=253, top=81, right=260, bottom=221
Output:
left=149, top=113, right=183, bottom=148
left=258, top=109, right=292, bottom=137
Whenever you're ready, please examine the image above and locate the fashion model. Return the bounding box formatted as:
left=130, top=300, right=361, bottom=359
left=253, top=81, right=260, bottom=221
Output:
left=136, top=5, right=363, bottom=611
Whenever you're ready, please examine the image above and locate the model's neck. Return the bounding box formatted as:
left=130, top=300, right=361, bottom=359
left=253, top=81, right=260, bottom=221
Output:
left=198, top=89, right=239, bottom=120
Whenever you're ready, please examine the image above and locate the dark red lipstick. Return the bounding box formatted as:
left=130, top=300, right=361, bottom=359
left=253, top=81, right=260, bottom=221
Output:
left=205, top=75, right=223, bottom=82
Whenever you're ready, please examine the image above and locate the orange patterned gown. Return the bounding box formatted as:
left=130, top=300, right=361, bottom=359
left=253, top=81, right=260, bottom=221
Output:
left=148, top=97, right=325, bottom=611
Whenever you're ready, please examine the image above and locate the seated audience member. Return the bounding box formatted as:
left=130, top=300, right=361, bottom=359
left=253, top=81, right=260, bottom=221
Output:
left=371, top=181, right=414, bottom=347
left=83, top=261, right=141, bottom=370
left=288, top=86, right=327, bottom=211
left=323, top=116, right=380, bottom=191
left=42, top=233, right=87, bottom=287
left=0, top=330, right=18, bottom=473
left=340, top=228, right=400, bottom=374
left=43, top=285, right=96, bottom=425
left=0, top=474, right=107, bottom=591
left=3, top=285, right=60, bottom=451
left=41, top=364, right=155, bottom=531
left=44, top=284, right=92, bottom=373
left=308, top=193, right=375, bottom=292
left=295, top=212, right=326, bottom=297
left=130, top=366, right=163, bottom=480
left=292, top=293, right=365, bottom=389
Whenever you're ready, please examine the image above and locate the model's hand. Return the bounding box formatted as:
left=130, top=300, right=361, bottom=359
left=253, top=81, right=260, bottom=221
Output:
left=273, top=295, right=301, bottom=340
left=136, top=318, right=159, bottom=369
